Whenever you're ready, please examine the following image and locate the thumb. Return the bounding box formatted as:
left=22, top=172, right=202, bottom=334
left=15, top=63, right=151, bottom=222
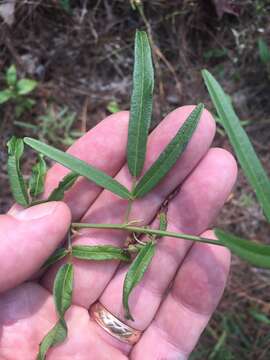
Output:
left=0, top=201, right=71, bottom=292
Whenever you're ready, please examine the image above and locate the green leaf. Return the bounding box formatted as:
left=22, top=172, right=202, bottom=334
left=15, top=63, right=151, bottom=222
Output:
left=123, top=240, right=155, bottom=320
left=29, top=154, right=47, bottom=198
left=107, top=100, right=120, bottom=114
left=0, top=89, right=13, bottom=104
left=16, top=79, right=37, bottom=95
left=48, top=172, right=79, bottom=201
left=127, top=30, right=154, bottom=178
left=38, top=264, right=73, bottom=358
left=250, top=309, right=270, bottom=325
left=7, top=137, right=29, bottom=206
left=41, top=248, right=68, bottom=270
left=133, top=104, right=203, bottom=198
left=37, top=319, right=67, bottom=360
left=258, top=38, right=270, bottom=65
left=24, top=138, right=132, bottom=200
left=6, top=65, right=17, bottom=86
left=72, top=245, right=131, bottom=262
left=60, top=0, right=72, bottom=13
left=53, top=263, right=73, bottom=318
left=202, top=70, right=270, bottom=223
left=215, top=228, right=270, bottom=268
left=158, top=212, right=167, bottom=232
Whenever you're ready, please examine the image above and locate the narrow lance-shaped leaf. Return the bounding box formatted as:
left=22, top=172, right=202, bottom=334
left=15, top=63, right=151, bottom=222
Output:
left=37, top=264, right=73, bottom=359
left=41, top=248, right=68, bottom=270
left=48, top=172, right=79, bottom=201
left=72, top=245, right=131, bottom=262
left=29, top=154, right=47, bottom=198
left=127, top=30, right=154, bottom=178
left=37, top=319, right=67, bottom=360
left=133, top=104, right=204, bottom=198
left=7, top=137, right=29, bottom=206
left=202, top=70, right=270, bottom=222
left=53, top=263, right=73, bottom=318
left=215, top=228, right=270, bottom=269
left=24, top=138, right=132, bottom=200
left=123, top=241, right=155, bottom=320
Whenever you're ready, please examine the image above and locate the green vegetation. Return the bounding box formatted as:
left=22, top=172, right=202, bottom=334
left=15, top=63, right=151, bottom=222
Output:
left=0, top=65, right=37, bottom=117
left=6, top=29, right=270, bottom=359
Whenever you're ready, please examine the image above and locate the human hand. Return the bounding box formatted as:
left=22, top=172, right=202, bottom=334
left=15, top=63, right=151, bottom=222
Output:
left=0, top=106, right=237, bottom=359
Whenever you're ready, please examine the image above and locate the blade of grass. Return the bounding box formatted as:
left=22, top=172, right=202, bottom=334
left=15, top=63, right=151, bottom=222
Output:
left=24, top=138, right=132, bottom=200
left=133, top=104, right=203, bottom=198
left=202, top=70, right=270, bottom=222
left=127, top=30, right=154, bottom=178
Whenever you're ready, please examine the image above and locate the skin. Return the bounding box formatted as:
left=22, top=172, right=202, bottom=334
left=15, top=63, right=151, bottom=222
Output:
left=0, top=106, right=237, bottom=359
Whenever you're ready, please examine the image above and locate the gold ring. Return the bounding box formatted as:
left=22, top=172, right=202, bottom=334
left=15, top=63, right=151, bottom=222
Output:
left=89, top=302, right=142, bottom=345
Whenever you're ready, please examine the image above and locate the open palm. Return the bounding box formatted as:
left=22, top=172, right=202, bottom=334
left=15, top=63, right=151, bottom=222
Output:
left=0, top=106, right=237, bottom=360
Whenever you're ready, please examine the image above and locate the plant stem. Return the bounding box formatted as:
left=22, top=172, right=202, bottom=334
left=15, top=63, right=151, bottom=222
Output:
left=72, top=222, right=224, bottom=247
left=67, top=228, right=73, bottom=263
left=124, top=177, right=137, bottom=223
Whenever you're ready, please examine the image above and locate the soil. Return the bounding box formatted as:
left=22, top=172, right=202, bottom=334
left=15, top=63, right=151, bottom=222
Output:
left=0, top=1, right=270, bottom=358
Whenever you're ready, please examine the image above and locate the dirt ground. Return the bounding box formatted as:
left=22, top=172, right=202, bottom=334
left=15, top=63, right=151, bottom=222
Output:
left=0, top=1, right=270, bottom=359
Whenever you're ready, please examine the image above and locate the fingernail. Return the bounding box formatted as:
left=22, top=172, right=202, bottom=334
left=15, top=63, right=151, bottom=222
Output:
left=13, top=202, right=58, bottom=221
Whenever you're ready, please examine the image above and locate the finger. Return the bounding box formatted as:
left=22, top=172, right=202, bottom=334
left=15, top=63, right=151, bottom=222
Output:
left=9, top=112, right=130, bottom=221
left=0, top=202, right=71, bottom=292
left=42, top=105, right=216, bottom=308
left=0, top=283, right=125, bottom=360
left=131, top=230, right=230, bottom=360
left=96, top=148, right=236, bottom=352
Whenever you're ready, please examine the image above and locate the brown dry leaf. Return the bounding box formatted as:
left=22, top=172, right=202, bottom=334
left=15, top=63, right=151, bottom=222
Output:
left=212, top=0, right=240, bottom=19
left=0, top=0, right=16, bottom=26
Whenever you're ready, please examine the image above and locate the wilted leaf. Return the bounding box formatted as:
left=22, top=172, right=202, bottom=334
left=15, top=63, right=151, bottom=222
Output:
left=202, top=70, right=270, bottom=222
left=48, top=172, right=79, bottom=201
left=127, top=30, right=154, bottom=178
left=72, top=245, right=131, bottom=262
left=133, top=104, right=203, bottom=198
left=24, top=138, right=132, bottom=200
left=123, top=240, right=155, bottom=320
left=7, top=136, right=29, bottom=206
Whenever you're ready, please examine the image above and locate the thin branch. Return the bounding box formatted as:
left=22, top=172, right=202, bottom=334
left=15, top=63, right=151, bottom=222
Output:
left=72, top=222, right=224, bottom=247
